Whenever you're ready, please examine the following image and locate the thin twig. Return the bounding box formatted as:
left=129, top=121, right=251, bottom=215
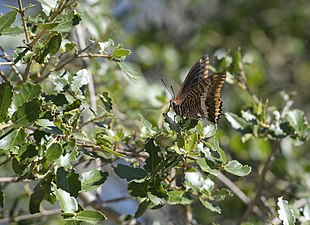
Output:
left=0, top=208, right=61, bottom=224
left=17, top=0, right=30, bottom=43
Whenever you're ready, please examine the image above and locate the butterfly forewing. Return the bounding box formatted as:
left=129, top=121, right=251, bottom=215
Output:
left=171, top=54, right=226, bottom=124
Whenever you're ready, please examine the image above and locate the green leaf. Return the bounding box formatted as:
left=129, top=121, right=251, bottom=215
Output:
left=29, top=183, right=46, bottom=214
left=0, top=83, right=13, bottom=122
left=163, top=113, right=181, bottom=133
left=55, top=188, right=78, bottom=213
left=128, top=180, right=148, bottom=197
left=144, top=139, right=161, bottom=173
left=229, top=50, right=241, bottom=75
left=277, top=197, right=295, bottom=225
left=48, top=33, right=62, bottom=54
left=44, top=94, right=68, bottom=106
left=117, top=62, right=141, bottom=83
left=112, top=44, right=132, bottom=58
left=99, top=92, right=112, bottom=112
left=197, top=158, right=219, bottom=176
left=52, top=12, right=81, bottom=32
left=134, top=200, right=150, bottom=218
left=167, top=190, right=192, bottom=205
left=56, top=167, right=81, bottom=198
left=37, top=22, right=60, bottom=30
left=0, top=26, right=24, bottom=35
left=18, top=144, right=37, bottom=162
left=212, top=137, right=227, bottom=163
left=46, top=143, right=63, bottom=162
left=12, top=98, right=42, bottom=128
left=114, top=164, right=148, bottom=181
left=0, top=11, right=17, bottom=32
left=286, top=109, right=310, bottom=139
left=75, top=210, right=106, bottom=224
left=184, top=132, right=198, bottom=152
left=202, top=124, right=217, bottom=138
left=224, top=160, right=251, bottom=176
left=81, top=170, right=108, bottom=192
left=12, top=83, right=42, bottom=111
left=199, top=196, right=221, bottom=213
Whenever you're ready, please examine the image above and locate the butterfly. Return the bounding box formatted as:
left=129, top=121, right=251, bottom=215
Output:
left=169, top=54, right=226, bottom=124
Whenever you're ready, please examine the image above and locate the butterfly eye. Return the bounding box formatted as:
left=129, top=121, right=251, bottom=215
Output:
left=170, top=101, right=177, bottom=108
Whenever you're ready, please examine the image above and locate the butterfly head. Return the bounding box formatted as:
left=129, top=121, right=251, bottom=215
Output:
left=170, top=99, right=181, bottom=115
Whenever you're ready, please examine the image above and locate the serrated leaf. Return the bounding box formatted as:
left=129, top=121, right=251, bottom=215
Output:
left=12, top=98, right=42, bottom=128
left=277, top=197, right=295, bottom=225
left=144, top=139, right=161, bottom=173
left=75, top=210, right=106, bottom=224
left=81, top=170, right=108, bottom=192
left=224, top=160, right=251, bottom=176
left=55, top=188, right=78, bottom=213
left=197, top=158, right=219, bottom=176
left=12, top=83, right=42, bottom=111
left=56, top=167, right=81, bottom=198
left=99, top=92, right=112, bottom=112
left=0, top=83, right=13, bottom=122
left=117, top=62, right=141, bottom=83
left=46, top=143, right=63, bottom=162
left=0, top=11, right=17, bottom=32
left=114, top=164, right=147, bottom=181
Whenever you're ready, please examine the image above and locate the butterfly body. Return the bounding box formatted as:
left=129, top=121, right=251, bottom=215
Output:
left=170, top=54, right=226, bottom=124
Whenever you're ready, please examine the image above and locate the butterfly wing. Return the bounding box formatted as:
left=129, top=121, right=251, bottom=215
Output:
left=175, top=54, right=210, bottom=101
left=178, top=73, right=226, bottom=123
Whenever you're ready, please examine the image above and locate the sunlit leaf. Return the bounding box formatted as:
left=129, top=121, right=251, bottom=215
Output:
left=55, top=188, right=78, bottom=213
left=224, top=160, right=251, bottom=176
left=197, top=158, right=219, bottom=176
left=12, top=83, right=42, bottom=111
left=81, top=170, right=108, bottom=192
left=0, top=11, right=17, bottom=32
left=199, top=196, right=221, bottom=213
left=46, top=143, right=63, bottom=162
left=75, top=210, right=106, bottom=224
left=117, top=62, right=141, bottom=83
left=277, top=197, right=295, bottom=225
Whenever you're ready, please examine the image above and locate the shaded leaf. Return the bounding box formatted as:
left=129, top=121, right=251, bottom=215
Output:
left=12, top=83, right=42, bottom=111
left=163, top=113, right=181, bottom=133
left=144, top=139, right=161, bottom=173
left=128, top=180, right=148, bottom=197
left=134, top=200, right=150, bottom=218
left=0, top=190, right=4, bottom=208
left=224, top=160, right=251, bottom=176
left=12, top=98, right=42, bottom=128
left=114, top=164, right=147, bottom=181
left=29, top=183, right=45, bottom=214
left=0, top=83, right=13, bottom=122
left=56, top=167, right=81, bottom=198
left=81, top=170, right=108, bottom=192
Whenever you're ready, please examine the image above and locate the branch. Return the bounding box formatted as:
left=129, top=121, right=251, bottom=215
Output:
left=0, top=208, right=61, bottom=223
left=17, top=0, right=30, bottom=43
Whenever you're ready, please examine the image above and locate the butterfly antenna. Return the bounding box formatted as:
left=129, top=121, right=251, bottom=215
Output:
left=170, top=85, right=175, bottom=99
left=161, top=78, right=174, bottom=98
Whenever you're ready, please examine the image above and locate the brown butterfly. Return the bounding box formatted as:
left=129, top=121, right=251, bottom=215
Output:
left=169, top=54, right=226, bottom=124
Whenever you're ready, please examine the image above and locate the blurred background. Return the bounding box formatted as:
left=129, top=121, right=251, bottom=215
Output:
left=0, top=0, right=309, bottom=224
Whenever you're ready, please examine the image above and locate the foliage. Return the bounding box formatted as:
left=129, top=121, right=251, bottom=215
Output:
left=0, top=0, right=309, bottom=224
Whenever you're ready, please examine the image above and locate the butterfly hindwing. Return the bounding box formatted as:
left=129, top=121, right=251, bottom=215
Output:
left=170, top=54, right=226, bottom=124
